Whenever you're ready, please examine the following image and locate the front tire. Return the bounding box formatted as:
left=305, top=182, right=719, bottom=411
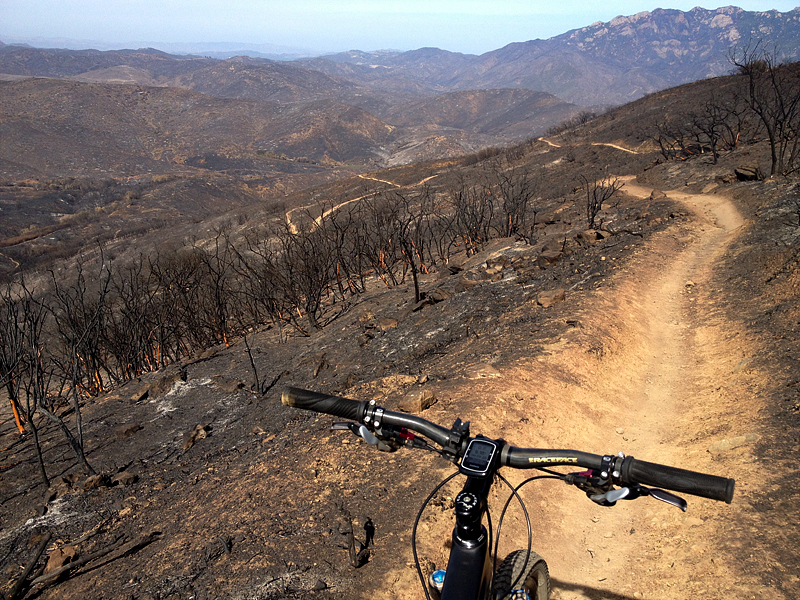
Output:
left=493, top=550, right=550, bottom=600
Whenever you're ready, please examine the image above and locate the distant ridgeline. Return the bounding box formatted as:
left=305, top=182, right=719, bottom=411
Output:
left=300, top=6, right=800, bottom=106
left=2, top=6, right=799, bottom=109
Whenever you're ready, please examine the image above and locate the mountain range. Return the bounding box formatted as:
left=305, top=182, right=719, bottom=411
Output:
left=300, top=6, right=800, bottom=105
left=1, top=5, right=799, bottom=176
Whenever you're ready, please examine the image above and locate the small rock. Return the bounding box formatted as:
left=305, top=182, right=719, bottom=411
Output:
left=708, top=433, right=760, bottom=455
left=485, top=265, right=503, bottom=276
left=397, top=389, right=438, bottom=413
left=44, top=545, right=77, bottom=575
left=537, top=289, right=566, bottom=308
left=615, top=427, right=625, bottom=435
left=312, top=580, right=328, bottom=591
left=182, top=424, right=211, bottom=450
left=130, top=385, right=149, bottom=403
left=418, top=374, right=429, bottom=384
left=734, top=165, right=764, bottom=181
left=359, top=311, right=375, bottom=322
left=112, top=470, right=138, bottom=486
left=379, top=318, right=399, bottom=331
left=576, top=229, right=603, bottom=244
left=650, top=189, right=668, bottom=199
left=116, top=424, right=142, bottom=439
left=701, top=182, right=719, bottom=194
left=464, top=364, right=502, bottom=379
left=83, top=473, right=111, bottom=491
left=149, top=371, right=186, bottom=398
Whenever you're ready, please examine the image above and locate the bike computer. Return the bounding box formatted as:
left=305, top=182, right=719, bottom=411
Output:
left=459, top=438, right=499, bottom=478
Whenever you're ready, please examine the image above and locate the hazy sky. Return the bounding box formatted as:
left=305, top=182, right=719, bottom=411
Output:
left=1, top=1, right=799, bottom=55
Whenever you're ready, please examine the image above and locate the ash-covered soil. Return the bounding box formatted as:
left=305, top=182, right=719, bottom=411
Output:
left=2, top=146, right=799, bottom=600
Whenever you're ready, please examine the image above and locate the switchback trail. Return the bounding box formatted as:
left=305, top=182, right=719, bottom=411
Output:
left=537, top=137, right=639, bottom=153
left=286, top=173, right=440, bottom=232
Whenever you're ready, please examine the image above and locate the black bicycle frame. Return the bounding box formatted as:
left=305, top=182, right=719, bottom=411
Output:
left=439, top=474, right=495, bottom=600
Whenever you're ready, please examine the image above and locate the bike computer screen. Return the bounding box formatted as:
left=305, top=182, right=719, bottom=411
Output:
left=459, top=438, right=499, bottom=478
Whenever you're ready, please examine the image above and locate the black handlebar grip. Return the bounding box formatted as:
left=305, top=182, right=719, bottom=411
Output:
left=620, top=457, right=735, bottom=503
left=281, top=387, right=366, bottom=422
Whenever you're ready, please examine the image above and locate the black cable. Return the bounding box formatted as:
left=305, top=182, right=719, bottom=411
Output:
left=535, top=467, right=568, bottom=477
left=412, top=470, right=460, bottom=600
left=494, top=473, right=563, bottom=593
left=494, top=473, right=533, bottom=580
left=486, top=500, right=493, bottom=571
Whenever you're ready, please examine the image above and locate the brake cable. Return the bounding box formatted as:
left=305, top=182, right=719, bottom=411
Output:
left=412, top=470, right=460, bottom=600
left=494, top=471, right=565, bottom=592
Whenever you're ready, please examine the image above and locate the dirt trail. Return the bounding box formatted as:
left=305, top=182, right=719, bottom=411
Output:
left=539, top=180, right=752, bottom=599
left=379, top=180, right=760, bottom=599
left=590, top=142, right=639, bottom=154
left=357, top=174, right=401, bottom=187
left=538, top=137, right=639, bottom=154
left=286, top=174, right=441, bottom=232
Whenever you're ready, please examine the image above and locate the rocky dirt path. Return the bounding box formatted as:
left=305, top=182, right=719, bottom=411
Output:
left=380, top=180, right=770, bottom=599
left=490, top=179, right=772, bottom=599
left=533, top=180, right=780, bottom=599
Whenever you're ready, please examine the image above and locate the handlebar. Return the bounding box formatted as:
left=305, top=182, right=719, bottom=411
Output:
left=282, top=387, right=453, bottom=446
left=281, top=387, right=734, bottom=504
left=281, top=387, right=367, bottom=422
left=620, top=457, right=734, bottom=503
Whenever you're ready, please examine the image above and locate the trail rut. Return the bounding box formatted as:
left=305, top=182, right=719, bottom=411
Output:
left=481, top=182, right=750, bottom=599
left=558, top=182, right=750, bottom=599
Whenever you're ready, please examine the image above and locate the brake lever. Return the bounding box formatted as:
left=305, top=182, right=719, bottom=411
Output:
left=330, top=422, right=398, bottom=452
left=648, top=487, right=688, bottom=512
left=589, top=484, right=687, bottom=511
left=590, top=487, right=630, bottom=506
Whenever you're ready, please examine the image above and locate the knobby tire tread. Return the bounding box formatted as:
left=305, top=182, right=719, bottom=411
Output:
left=493, top=550, right=550, bottom=600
